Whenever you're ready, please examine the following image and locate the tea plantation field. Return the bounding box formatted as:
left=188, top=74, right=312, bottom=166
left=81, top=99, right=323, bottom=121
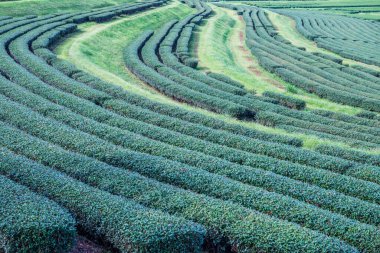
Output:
left=0, top=0, right=379, bottom=252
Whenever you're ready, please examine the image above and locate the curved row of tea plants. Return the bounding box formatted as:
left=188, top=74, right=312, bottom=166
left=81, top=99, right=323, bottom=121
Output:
left=0, top=175, right=77, bottom=253
left=1, top=0, right=380, bottom=252
left=276, top=10, right=380, bottom=67
left=215, top=3, right=380, bottom=113
left=0, top=1, right=211, bottom=252
left=125, top=2, right=380, bottom=149
left=0, top=145, right=206, bottom=253
left=2, top=67, right=380, bottom=251
left=0, top=122, right=364, bottom=253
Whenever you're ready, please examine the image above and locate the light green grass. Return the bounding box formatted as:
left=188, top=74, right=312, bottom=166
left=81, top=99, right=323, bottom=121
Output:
left=239, top=0, right=380, bottom=8
left=266, top=10, right=380, bottom=72
left=0, top=0, right=136, bottom=16
left=56, top=1, right=198, bottom=104
left=55, top=2, right=310, bottom=147
left=55, top=2, right=376, bottom=152
left=197, top=6, right=362, bottom=115
left=195, top=5, right=380, bottom=151
left=237, top=0, right=380, bottom=20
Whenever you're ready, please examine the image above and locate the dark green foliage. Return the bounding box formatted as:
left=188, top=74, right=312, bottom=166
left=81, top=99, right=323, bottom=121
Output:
left=0, top=120, right=376, bottom=253
left=0, top=147, right=206, bottom=253
left=356, top=110, right=380, bottom=121
left=233, top=5, right=380, bottom=112
left=89, top=12, right=116, bottom=22
left=277, top=10, right=380, bottom=67
left=263, top=91, right=306, bottom=110
left=312, top=52, right=343, bottom=64
left=312, top=109, right=380, bottom=129
left=1, top=2, right=380, bottom=252
left=316, top=144, right=380, bottom=167
left=0, top=175, right=77, bottom=253
left=2, top=77, right=379, bottom=228
left=71, top=69, right=301, bottom=146
left=2, top=89, right=380, bottom=210
left=278, top=124, right=379, bottom=149
left=42, top=57, right=301, bottom=147
left=122, top=3, right=379, bottom=147
left=125, top=31, right=255, bottom=119
left=206, top=72, right=246, bottom=89
left=351, top=65, right=380, bottom=78
left=183, top=56, right=199, bottom=68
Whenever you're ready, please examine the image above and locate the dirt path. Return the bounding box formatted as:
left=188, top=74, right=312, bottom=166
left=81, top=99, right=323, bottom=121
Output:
left=225, top=9, right=286, bottom=91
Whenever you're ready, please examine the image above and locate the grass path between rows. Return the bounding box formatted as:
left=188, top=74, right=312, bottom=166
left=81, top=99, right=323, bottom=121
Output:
left=195, top=5, right=380, bottom=150
left=197, top=5, right=363, bottom=116
left=267, top=10, right=380, bottom=72
left=57, top=1, right=193, bottom=104
left=55, top=1, right=368, bottom=151
left=0, top=0, right=136, bottom=16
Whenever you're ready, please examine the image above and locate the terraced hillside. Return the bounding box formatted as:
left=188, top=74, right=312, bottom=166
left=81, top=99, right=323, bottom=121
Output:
left=0, top=0, right=379, bottom=252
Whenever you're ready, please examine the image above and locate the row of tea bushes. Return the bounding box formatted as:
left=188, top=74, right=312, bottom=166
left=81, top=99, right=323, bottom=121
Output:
left=0, top=175, right=76, bottom=253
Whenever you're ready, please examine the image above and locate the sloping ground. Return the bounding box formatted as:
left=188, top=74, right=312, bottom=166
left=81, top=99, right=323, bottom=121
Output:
left=196, top=5, right=363, bottom=115
left=56, top=1, right=315, bottom=147
left=56, top=0, right=194, bottom=104
left=267, top=10, right=380, bottom=72
left=238, top=0, right=380, bottom=20
left=273, top=10, right=380, bottom=67
left=0, top=0, right=137, bottom=16
left=0, top=0, right=379, bottom=252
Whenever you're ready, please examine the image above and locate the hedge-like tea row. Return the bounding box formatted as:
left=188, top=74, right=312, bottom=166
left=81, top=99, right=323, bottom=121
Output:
left=0, top=3, right=379, bottom=251
left=141, top=6, right=380, bottom=146
left=278, top=10, right=380, bottom=67
left=255, top=97, right=380, bottom=145
left=154, top=6, right=380, bottom=144
left=154, top=20, right=251, bottom=97
left=357, top=110, right=380, bottom=121
left=0, top=15, right=36, bottom=28
left=7, top=11, right=376, bottom=188
left=1, top=124, right=365, bottom=253
left=30, top=24, right=300, bottom=147
left=105, top=99, right=380, bottom=189
left=69, top=66, right=302, bottom=146
left=0, top=147, right=206, bottom=253
left=316, top=144, right=380, bottom=167
left=1, top=88, right=379, bottom=211
left=340, top=67, right=380, bottom=87
left=124, top=31, right=255, bottom=119
left=9, top=49, right=302, bottom=150
left=312, top=52, right=343, bottom=64
left=3, top=0, right=380, bottom=188
left=352, top=65, right=380, bottom=78
left=0, top=16, right=12, bottom=22
left=206, top=72, right=246, bottom=89
left=2, top=75, right=379, bottom=228
left=278, top=124, right=379, bottom=149
left=312, top=109, right=380, bottom=129
left=0, top=175, right=77, bottom=253
left=4, top=70, right=380, bottom=218
left=30, top=9, right=380, bottom=149
left=2, top=117, right=379, bottom=251
left=231, top=5, right=380, bottom=112
left=250, top=38, right=380, bottom=103
left=263, top=91, right=306, bottom=110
